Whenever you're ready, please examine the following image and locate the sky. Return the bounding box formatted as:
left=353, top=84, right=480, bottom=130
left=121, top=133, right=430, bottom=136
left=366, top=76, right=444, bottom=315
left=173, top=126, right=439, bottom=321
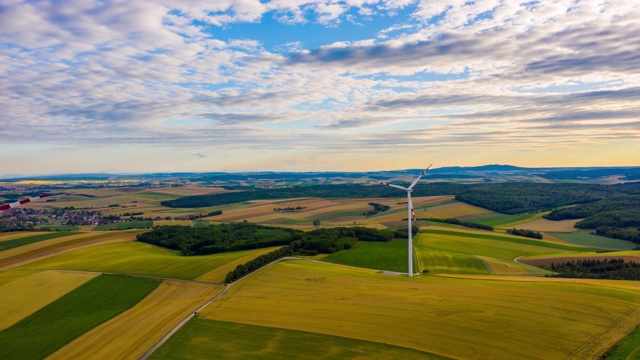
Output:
left=1, top=0, right=639, bottom=176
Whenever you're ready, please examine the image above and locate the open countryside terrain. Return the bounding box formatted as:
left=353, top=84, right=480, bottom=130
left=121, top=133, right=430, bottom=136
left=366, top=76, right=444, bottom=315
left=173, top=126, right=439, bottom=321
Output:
left=192, top=259, right=640, bottom=359
left=2, top=177, right=640, bottom=359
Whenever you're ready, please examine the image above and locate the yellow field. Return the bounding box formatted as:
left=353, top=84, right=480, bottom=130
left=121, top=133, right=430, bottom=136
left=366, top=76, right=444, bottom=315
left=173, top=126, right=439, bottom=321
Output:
left=47, top=280, right=223, bottom=360
left=0, top=270, right=98, bottom=331
left=421, top=200, right=495, bottom=219
left=501, top=217, right=582, bottom=232
left=0, top=231, right=138, bottom=270
left=200, top=259, right=640, bottom=359
left=152, top=220, right=193, bottom=227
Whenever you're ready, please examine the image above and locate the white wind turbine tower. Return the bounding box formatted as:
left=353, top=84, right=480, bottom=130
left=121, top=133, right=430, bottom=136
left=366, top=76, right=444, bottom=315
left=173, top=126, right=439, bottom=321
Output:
left=378, top=165, right=432, bottom=277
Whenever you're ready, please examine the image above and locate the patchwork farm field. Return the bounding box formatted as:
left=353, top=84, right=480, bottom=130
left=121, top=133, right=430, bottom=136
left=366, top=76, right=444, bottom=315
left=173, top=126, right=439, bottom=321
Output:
left=0, top=270, right=98, bottom=331
left=15, top=240, right=281, bottom=281
left=0, top=274, right=160, bottom=360
left=549, top=232, right=639, bottom=250
left=48, top=280, right=223, bottom=360
left=198, top=259, right=640, bottom=359
left=414, top=227, right=603, bottom=275
left=0, top=231, right=140, bottom=270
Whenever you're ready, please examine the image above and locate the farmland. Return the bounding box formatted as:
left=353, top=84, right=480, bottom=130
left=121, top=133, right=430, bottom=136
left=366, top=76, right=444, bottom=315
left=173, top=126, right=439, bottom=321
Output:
left=0, top=274, right=160, bottom=360
left=15, top=240, right=281, bottom=281
left=47, top=280, right=223, bottom=360
left=150, top=318, right=443, bottom=360
left=196, top=259, right=640, bottom=359
left=3, top=176, right=640, bottom=359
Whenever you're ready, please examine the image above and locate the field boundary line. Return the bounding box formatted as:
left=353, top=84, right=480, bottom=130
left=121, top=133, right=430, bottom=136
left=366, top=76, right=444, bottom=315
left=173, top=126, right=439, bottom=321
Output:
left=49, top=269, right=224, bottom=286
left=138, top=255, right=423, bottom=359
left=566, top=307, right=639, bottom=359
left=139, top=286, right=229, bottom=360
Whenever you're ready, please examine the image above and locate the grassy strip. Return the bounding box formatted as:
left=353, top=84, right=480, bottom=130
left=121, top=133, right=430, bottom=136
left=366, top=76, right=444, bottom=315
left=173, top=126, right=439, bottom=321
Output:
left=0, top=274, right=160, bottom=360
left=423, top=229, right=600, bottom=252
left=150, top=318, right=450, bottom=360
left=323, top=239, right=411, bottom=273
left=0, top=232, right=80, bottom=252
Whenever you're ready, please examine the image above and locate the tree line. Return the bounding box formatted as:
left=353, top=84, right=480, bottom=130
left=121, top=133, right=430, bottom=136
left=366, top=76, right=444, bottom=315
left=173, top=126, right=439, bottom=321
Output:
left=542, top=258, right=640, bottom=280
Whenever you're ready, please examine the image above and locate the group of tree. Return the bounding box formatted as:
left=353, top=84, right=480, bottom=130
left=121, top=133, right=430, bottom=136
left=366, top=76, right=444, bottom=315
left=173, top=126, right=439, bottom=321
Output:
left=137, top=223, right=399, bottom=257
left=542, top=258, right=640, bottom=280
left=137, top=223, right=299, bottom=256
left=363, top=202, right=391, bottom=217
left=506, top=228, right=543, bottom=239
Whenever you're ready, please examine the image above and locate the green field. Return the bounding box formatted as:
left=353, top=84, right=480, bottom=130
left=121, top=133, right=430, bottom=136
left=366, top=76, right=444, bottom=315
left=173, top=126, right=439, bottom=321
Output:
left=323, top=239, right=411, bottom=273
left=16, top=241, right=277, bottom=280
left=549, top=232, right=638, bottom=250
left=604, top=323, right=640, bottom=359
left=415, top=247, right=489, bottom=274
left=413, top=227, right=597, bottom=275
left=93, top=221, right=153, bottom=231
left=0, top=274, right=160, bottom=360
left=150, top=318, right=447, bottom=360
left=0, top=232, right=80, bottom=252
left=472, top=212, right=539, bottom=227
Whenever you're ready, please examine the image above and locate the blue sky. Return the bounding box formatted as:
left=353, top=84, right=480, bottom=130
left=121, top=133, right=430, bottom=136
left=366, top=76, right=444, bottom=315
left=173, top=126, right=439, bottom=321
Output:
left=0, top=0, right=639, bottom=176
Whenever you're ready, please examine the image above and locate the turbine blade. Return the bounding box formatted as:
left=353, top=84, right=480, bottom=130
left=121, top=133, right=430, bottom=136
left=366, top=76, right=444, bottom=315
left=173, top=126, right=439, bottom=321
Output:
left=376, top=181, right=408, bottom=191
left=408, top=164, right=433, bottom=190
left=1, top=194, right=49, bottom=212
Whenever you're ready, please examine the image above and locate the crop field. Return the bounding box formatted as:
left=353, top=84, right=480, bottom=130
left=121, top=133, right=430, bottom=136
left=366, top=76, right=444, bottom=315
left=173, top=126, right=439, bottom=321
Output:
left=0, top=274, right=160, bottom=360
left=153, top=219, right=194, bottom=227
left=0, top=231, right=139, bottom=270
left=16, top=241, right=281, bottom=281
left=470, top=212, right=541, bottom=227
left=507, top=217, right=581, bottom=232
left=48, top=280, right=223, bottom=360
left=0, top=232, right=79, bottom=252
left=0, top=270, right=98, bottom=331
left=0, top=231, right=41, bottom=241
left=421, top=199, right=496, bottom=219
left=92, top=220, right=153, bottom=231
left=414, top=227, right=594, bottom=275
left=198, top=259, right=640, bottom=359
left=549, top=232, right=639, bottom=250
left=323, top=239, right=410, bottom=273
left=415, top=247, right=489, bottom=274
left=150, top=318, right=443, bottom=360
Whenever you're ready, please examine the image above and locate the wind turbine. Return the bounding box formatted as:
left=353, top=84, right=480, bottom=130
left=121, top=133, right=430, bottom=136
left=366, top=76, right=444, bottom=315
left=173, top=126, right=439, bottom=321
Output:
left=0, top=194, right=49, bottom=212
left=378, top=165, right=432, bottom=277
